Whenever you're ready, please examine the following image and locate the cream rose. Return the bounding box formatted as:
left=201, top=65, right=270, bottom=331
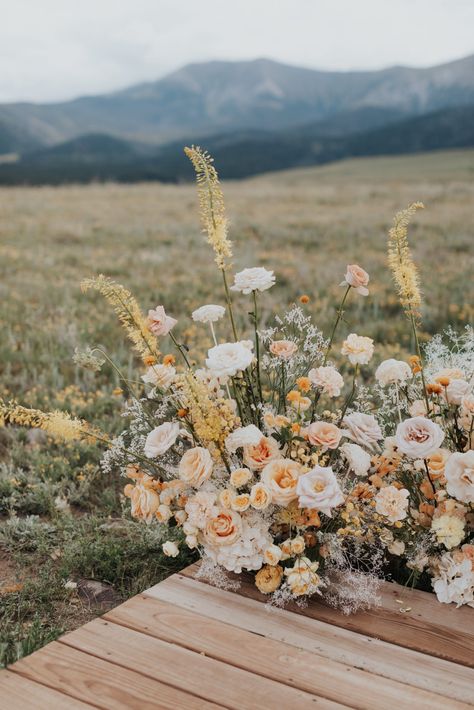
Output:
left=255, top=564, right=283, bottom=593
left=445, top=379, right=471, bottom=406
left=243, top=435, right=280, bottom=471
left=178, top=446, right=213, bottom=487
left=231, top=267, right=275, bottom=294
left=225, top=425, right=263, bottom=453
left=284, top=557, right=320, bottom=596
left=124, top=477, right=160, bottom=524
left=261, top=458, right=303, bottom=506
left=343, top=264, right=369, bottom=296
left=147, top=305, right=177, bottom=336
left=206, top=341, right=254, bottom=378
left=305, top=421, right=342, bottom=450
left=375, top=485, right=409, bottom=523
left=264, top=544, right=282, bottom=565
left=144, top=422, right=180, bottom=458
left=342, top=412, right=382, bottom=451
left=341, top=442, right=372, bottom=476
left=204, top=509, right=242, bottom=546
left=142, top=363, right=176, bottom=390
left=231, top=494, right=251, bottom=512
left=269, top=340, right=298, bottom=360
left=341, top=333, right=374, bottom=365
left=395, top=417, right=444, bottom=459
left=445, top=451, right=474, bottom=504
left=230, top=467, right=253, bottom=488
left=375, top=359, right=412, bottom=386
left=249, top=482, right=272, bottom=509
left=191, top=304, right=225, bottom=323
left=432, top=515, right=466, bottom=549
left=296, top=465, right=344, bottom=516
left=308, top=366, right=343, bottom=397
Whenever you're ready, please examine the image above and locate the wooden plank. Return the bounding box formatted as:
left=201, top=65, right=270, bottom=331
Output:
left=0, top=669, right=92, bottom=709
left=60, top=616, right=348, bottom=709
left=148, top=574, right=474, bottom=705
left=180, top=564, right=474, bottom=667
left=11, top=640, right=220, bottom=710
left=106, top=593, right=471, bottom=710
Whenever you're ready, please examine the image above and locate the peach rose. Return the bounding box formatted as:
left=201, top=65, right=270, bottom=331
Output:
left=243, top=435, right=280, bottom=471
left=147, top=305, right=177, bottom=336
left=204, top=509, right=242, bottom=546
left=269, top=340, right=298, bottom=360
left=249, top=482, right=272, bottom=509
left=305, top=421, right=342, bottom=450
left=261, top=458, right=303, bottom=506
left=343, top=264, right=369, bottom=296
left=124, top=475, right=160, bottom=524
left=255, top=564, right=283, bottom=593
left=341, top=333, right=374, bottom=365
left=178, top=446, right=213, bottom=487
left=263, top=545, right=282, bottom=565
left=308, top=366, right=344, bottom=397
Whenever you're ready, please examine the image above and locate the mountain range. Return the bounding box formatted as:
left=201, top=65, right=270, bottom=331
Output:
left=1, top=53, right=473, bottom=183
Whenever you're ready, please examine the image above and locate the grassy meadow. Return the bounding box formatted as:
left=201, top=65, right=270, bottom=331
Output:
left=1, top=148, right=474, bottom=664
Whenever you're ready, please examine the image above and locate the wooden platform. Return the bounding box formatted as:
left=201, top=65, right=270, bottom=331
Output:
left=1, top=562, right=473, bottom=709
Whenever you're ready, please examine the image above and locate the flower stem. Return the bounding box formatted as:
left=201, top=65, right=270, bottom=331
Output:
left=338, top=364, right=359, bottom=424
left=252, top=290, right=263, bottom=401
left=409, top=311, right=430, bottom=414
left=169, top=332, right=191, bottom=368
left=323, top=285, right=351, bottom=366
left=221, top=268, right=239, bottom=341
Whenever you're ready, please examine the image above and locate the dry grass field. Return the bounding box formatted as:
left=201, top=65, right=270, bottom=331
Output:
left=0, top=148, right=473, bottom=665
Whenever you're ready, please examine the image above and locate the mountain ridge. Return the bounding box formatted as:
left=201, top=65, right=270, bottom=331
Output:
left=1, top=53, right=473, bottom=154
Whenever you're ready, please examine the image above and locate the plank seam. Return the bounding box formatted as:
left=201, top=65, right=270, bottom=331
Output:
left=8, top=666, right=100, bottom=709
left=57, top=634, right=233, bottom=710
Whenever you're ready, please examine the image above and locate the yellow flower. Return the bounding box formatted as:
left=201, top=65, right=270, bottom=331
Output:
left=255, top=564, right=284, bottom=594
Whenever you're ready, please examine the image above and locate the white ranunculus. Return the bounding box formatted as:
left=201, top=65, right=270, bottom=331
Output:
left=231, top=267, right=275, bottom=294
left=341, top=333, right=374, bottom=365
left=342, top=412, right=382, bottom=451
left=295, top=465, right=344, bottom=516
left=144, top=422, right=180, bottom=458
left=445, top=379, right=471, bottom=406
left=341, top=443, right=372, bottom=476
left=375, top=359, right=412, bottom=386
left=395, top=417, right=444, bottom=459
left=225, top=425, right=263, bottom=453
left=206, top=341, right=254, bottom=378
left=191, top=304, right=226, bottom=324
left=445, top=450, right=474, bottom=504
left=308, top=366, right=344, bottom=397
left=142, top=363, right=176, bottom=390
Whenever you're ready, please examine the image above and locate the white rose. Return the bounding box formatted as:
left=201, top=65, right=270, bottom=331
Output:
left=191, top=304, right=226, bottom=323
left=142, top=363, right=176, bottom=390
left=308, top=366, right=343, bottom=397
left=162, top=541, right=179, bottom=557
left=206, top=341, right=254, bottom=378
left=295, top=465, right=344, bottom=516
left=445, top=379, right=471, bottom=406
left=375, top=359, right=412, bottom=386
left=144, top=422, right=180, bottom=458
left=341, top=333, right=374, bottom=365
left=231, top=267, right=275, bottom=294
left=375, top=485, right=409, bottom=523
left=179, top=446, right=213, bottom=488
left=225, top=425, right=263, bottom=453
left=342, top=412, right=382, bottom=451
left=445, top=451, right=474, bottom=504
left=395, top=417, right=444, bottom=459
left=341, top=443, right=372, bottom=476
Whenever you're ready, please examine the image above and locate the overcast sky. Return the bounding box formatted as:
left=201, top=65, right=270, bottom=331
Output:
left=1, top=0, right=473, bottom=103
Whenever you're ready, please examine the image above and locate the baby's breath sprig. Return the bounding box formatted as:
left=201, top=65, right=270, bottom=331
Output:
left=81, top=275, right=161, bottom=362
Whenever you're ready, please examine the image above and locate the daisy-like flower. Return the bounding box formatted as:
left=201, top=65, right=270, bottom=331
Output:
left=191, top=304, right=226, bottom=324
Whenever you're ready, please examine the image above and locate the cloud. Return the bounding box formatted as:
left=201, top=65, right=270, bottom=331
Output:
left=1, top=0, right=473, bottom=102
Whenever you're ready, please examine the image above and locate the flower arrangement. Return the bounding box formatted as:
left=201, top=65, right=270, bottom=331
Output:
left=1, top=147, right=473, bottom=611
